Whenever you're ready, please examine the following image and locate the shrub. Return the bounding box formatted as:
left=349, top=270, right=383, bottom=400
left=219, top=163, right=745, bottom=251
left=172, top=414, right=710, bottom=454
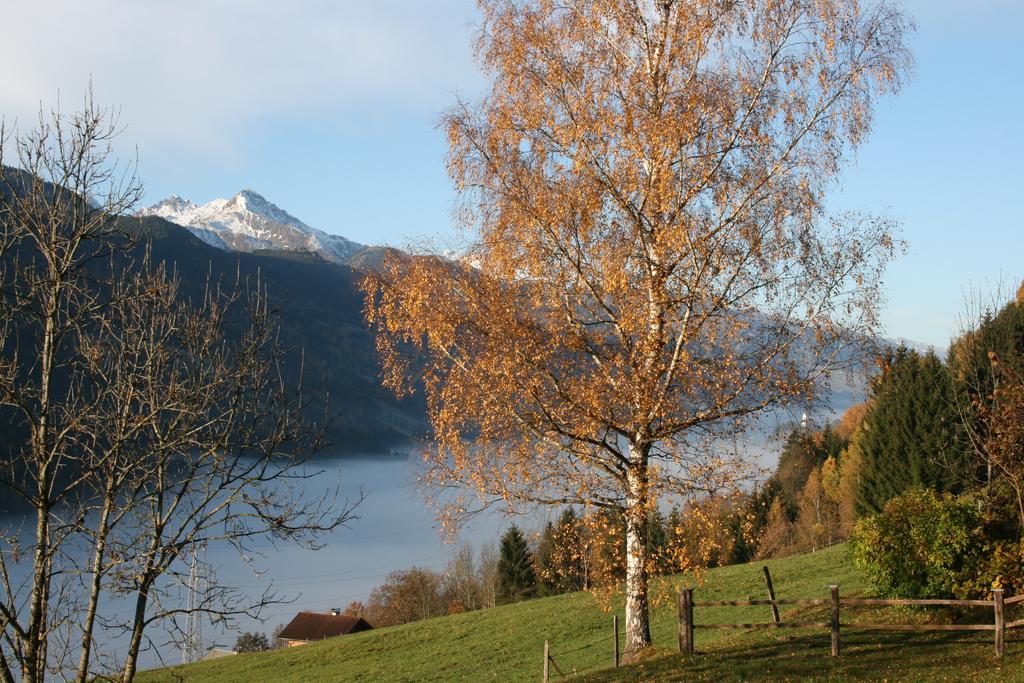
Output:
left=850, top=488, right=984, bottom=599
left=234, top=632, right=271, bottom=653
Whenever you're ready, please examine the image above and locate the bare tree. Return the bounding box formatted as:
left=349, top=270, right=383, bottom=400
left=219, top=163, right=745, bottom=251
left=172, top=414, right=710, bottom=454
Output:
left=101, top=264, right=356, bottom=681
left=442, top=543, right=482, bottom=612
left=0, top=93, right=142, bottom=683
left=476, top=542, right=499, bottom=609
left=0, top=96, right=357, bottom=683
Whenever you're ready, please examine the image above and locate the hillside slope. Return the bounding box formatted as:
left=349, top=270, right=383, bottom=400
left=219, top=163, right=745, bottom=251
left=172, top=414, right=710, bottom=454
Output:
left=129, top=214, right=426, bottom=452
left=138, top=546, right=866, bottom=682
left=137, top=544, right=1022, bottom=682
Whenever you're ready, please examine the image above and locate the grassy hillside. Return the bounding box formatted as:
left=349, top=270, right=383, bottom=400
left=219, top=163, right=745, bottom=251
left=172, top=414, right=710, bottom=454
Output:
left=137, top=544, right=1020, bottom=682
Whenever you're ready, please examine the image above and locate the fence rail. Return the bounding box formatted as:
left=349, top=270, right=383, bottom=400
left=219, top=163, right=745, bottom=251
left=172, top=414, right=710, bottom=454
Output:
left=541, top=570, right=1021, bottom=680
left=679, top=567, right=1022, bottom=660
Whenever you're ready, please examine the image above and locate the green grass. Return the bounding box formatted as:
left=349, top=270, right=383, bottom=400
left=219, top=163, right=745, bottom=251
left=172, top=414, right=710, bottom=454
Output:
left=137, top=544, right=1021, bottom=682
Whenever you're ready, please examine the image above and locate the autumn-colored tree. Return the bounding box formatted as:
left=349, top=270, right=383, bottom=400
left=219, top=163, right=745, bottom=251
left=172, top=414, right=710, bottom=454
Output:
left=774, top=428, right=846, bottom=514
left=835, top=401, right=870, bottom=441
left=755, top=498, right=793, bottom=560
left=664, top=495, right=747, bottom=569
left=364, top=0, right=909, bottom=655
left=343, top=602, right=367, bottom=619
left=830, top=430, right=867, bottom=529
left=980, top=353, right=1024, bottom=529
left=792, top=465, right=842, bottom=551
left=442, top=542, right=485, bottom=611
left=551, top=508, right=589, bottom=592
left=949, top=284, right=1024, bottom=497
left=365, top=568, right=446, bottom=626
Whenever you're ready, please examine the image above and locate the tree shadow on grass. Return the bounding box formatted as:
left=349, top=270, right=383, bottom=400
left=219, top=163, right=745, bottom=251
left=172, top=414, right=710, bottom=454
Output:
left=583, top=629, right=1023, bottom=681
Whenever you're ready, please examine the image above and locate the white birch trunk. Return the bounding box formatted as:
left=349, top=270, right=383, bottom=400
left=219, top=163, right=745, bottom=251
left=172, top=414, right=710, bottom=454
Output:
left=623, top=444, right=651, bottom=658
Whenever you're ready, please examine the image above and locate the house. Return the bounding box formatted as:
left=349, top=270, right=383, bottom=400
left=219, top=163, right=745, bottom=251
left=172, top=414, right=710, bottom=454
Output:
left=276, top=609, right=374, bottom=647
left=202, top=647, right=237, bottom=660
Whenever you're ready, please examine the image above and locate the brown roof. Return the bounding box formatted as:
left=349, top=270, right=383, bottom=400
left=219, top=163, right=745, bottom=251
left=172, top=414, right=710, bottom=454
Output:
left=277, top=612, right=373, bottom=642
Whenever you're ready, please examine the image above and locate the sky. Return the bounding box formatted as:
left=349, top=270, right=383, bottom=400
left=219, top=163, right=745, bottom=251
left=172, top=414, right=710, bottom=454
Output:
left=1, top=0, right=1021, bottom=348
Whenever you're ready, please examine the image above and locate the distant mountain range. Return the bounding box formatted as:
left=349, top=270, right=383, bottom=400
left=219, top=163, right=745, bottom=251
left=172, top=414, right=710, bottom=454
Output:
left=4, top=179, right=935, bottom=460
left=140, top=186, right=944, bottom=431
left=139, top=189, right=381, bottom=267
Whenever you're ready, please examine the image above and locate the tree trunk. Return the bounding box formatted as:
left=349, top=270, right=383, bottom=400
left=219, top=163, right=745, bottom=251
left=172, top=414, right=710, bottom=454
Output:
left=623, top=447, right=651, bottom=659
left=23, top=498, right=50, bottom=683
left=121, top=585, right=151, bottom=683
left=75, top=493, right=114, bottom=683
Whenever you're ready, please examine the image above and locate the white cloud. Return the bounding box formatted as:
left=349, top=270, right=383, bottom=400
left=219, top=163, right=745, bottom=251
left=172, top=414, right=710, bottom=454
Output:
left=0, top=0, right=481, bottom=159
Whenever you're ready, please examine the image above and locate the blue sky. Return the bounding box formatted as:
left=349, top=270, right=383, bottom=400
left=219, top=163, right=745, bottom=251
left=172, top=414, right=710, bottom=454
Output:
left=1, top=0, right=1021, bottom=348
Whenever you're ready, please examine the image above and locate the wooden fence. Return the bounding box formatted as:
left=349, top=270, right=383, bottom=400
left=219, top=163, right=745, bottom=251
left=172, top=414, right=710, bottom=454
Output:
left=541, top=569, right=1021, bottom=680
left=679, top=576, right=1024, bottom=659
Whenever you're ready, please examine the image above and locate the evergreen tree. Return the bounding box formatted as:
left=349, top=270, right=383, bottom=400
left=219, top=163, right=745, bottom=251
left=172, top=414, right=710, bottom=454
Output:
left=533, top=521, right=558, bottom=595
left=857, top=348, right=973, bottom=514
left=948, top=289, right=1024, bottom=487
left=645, top=509, right=668, bottom=573
left=234, top=632, right=271, bottom=653
left=496, top=525, right=537, bottom=604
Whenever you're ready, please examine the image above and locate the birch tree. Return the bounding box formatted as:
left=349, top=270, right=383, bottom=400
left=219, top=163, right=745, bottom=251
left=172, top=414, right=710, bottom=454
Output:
left=364, top=0, right=910, bottom=656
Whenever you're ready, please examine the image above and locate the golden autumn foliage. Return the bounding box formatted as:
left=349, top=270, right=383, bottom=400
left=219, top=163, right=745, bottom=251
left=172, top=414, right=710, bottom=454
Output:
left=984, top=353, right=1024, bottom=527
left=363, top=0, right=910, bottom=655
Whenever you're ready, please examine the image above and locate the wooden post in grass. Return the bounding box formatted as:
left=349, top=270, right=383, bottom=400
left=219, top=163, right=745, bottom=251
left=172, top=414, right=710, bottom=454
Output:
left=763, top=566, right=780, bottom=624
left=830, top=585, right=840, bottom=657
left=678, top=588, right=695, bottom=655
left=677, top=590, right=684, bottom=652
left=994, top=589, right=1005, bottom=659
left=543, top=640, right=549, bottom=682
left=613, top=615, right=620, bottom=668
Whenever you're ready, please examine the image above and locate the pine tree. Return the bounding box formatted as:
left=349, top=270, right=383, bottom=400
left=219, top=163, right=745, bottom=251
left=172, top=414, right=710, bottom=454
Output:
left=496, top=525, right=537, bottom=604
left=534, top=521, right=558, bottom=595
left=645, top=509, right=668, bottom=573
left=857, top=348, right=973, bottom=514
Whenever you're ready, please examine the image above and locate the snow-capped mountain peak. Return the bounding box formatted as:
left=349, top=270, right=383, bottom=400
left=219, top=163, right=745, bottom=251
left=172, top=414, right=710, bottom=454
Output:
left=139, top=189, right=364, bottom=264
left=143, top=194, right=199, bottom=222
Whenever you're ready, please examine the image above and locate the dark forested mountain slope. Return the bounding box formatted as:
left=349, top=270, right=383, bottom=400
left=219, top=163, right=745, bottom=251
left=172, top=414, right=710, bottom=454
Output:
left=130, top=214, right=426, bottom=453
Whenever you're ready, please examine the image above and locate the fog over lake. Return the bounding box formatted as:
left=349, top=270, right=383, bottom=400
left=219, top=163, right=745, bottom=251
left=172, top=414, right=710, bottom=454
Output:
left=146, top=451, right=521, bottom=667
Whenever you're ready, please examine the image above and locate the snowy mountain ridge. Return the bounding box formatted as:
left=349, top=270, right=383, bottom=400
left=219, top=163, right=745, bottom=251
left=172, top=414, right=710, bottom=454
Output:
left=140, top=189, right=364, bottom=264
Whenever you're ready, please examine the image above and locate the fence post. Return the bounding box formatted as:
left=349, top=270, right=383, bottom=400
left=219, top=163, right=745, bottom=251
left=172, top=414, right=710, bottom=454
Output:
left=677, top=590, right=684, bottom=652
left=543, top=640, right=549, bottom=683
left=994, top=588, right=1005, bottom=659
left=613, top=614, right=620, bottom=668
left=763, top=566, right=780, bottom=624
left=678, top=588, right=696, bottom=653
left=829, top=585, right=840, bottom=657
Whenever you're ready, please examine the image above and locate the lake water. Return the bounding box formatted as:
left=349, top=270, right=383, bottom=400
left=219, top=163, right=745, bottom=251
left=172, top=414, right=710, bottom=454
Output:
left=204, top=452, right=514, bottom=640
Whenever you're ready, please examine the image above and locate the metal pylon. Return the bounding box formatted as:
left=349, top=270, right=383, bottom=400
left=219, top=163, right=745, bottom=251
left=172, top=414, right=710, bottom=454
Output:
left=182, top=545, right=204, bottom=664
